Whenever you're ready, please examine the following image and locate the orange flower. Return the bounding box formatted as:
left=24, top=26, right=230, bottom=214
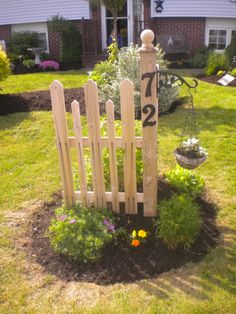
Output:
left=131, top=239, right=140, bottom=247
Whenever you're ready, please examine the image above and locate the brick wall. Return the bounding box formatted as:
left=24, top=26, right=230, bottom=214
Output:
left=0, top=25, right=11, bottom=49
left=48, top=5, right=102, bottom=62
left=150, top=17, right=206, bottom=56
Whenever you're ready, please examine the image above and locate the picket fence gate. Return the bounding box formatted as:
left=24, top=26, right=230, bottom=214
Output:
left=50, top=29, right=158, bottom=217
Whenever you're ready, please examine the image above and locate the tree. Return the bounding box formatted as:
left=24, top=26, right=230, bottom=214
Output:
left=91, top=0, right=125, bottom=43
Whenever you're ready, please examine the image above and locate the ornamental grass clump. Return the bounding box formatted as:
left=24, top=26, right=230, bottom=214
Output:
left=47, top=205, right=118, bottom=263
left=155, top=194, right=201, bottom=250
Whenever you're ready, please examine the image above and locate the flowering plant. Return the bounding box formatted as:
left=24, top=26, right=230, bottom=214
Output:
left=178, top=138, right=207, bottom=159
left=130, top=229, right=148, bottom=247
left=48, top=205, right=117, bottom=263
left=39, top=60, right=59, bottom=70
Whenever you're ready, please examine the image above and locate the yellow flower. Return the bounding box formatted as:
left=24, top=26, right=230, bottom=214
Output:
left=138, top=229, right=147, bottom=238
left=131, top=230, right=137, bottom=238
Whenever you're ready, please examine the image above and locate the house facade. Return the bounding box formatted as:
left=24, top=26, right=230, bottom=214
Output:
left=0, top=0, right=236, bottom=65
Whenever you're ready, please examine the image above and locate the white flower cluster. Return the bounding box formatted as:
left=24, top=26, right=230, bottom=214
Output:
left=180, top=138, right=208, bottom=157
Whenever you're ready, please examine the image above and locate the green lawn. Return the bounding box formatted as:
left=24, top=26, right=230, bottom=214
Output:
left=1, top=70, right=88, bottom=94
left=0, top=75, right=236, bottom=313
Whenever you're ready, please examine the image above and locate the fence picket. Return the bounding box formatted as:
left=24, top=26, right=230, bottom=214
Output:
left=50, top=80, right=75, bottom=207
left=71, top=100, right=88, bottom=207
left=84, top=80, right=106, bottom=208
left=120, top=79, right=137, bottom=214
left=105, top=100, right=119, bottom=213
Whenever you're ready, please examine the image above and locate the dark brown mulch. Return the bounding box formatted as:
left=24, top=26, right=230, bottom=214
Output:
left=25, top=178, right=220, bottom=285
left=0, top=88, right=85, bottom=116
left=200, top=74, right=236, bottom=87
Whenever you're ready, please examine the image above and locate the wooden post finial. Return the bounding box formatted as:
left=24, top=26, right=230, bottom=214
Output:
left=140, top=29, right=155, bottom=50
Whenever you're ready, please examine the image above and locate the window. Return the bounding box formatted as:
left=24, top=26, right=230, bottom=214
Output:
left=232, top=30, right=236, bottom=39
left=37, top=32, right=48, bottom=50
left=209, top=29, right=227, bottom=50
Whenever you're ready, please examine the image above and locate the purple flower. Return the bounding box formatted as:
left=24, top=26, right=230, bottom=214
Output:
left=39, top=60, right=59, bottom=70
left=58, top=215, right=67, bottom=221
left=69, top=219, right=77, bottom=224
left=107, top=224, right=115, bottom=232
left=103, top=219, right=109, bottom=225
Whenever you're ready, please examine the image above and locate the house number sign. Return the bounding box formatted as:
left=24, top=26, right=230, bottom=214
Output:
left=141, top=71, right=157, bottom=127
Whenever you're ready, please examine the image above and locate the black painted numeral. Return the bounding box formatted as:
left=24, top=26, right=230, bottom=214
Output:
left=141, top=71, right=156, bottom=97
left=142, top=104, right=157, bottom=127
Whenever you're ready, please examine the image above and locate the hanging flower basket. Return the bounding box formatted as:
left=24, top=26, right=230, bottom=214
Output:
left=174, top=149, right=207, bottom=170
left=174, top=138, right=208, bottom=170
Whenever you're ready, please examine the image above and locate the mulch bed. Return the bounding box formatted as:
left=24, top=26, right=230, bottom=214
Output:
left=25, top=179, right=220, bottom=285
left=200, top=74, right=236, bottom=87
left=0, top=74, right=235, bottom=116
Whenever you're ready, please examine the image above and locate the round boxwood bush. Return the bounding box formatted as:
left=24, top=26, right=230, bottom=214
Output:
left=48, top=205, right=117, bottom=263
left=0, top=49, right=10, bottom=84
left=156, top=194, right=201, bottom=250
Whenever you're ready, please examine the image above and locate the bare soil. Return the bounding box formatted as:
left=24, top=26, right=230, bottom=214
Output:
left=24, top=179, right=220, bottom=285
left=0, top=74, right=235, bottom=116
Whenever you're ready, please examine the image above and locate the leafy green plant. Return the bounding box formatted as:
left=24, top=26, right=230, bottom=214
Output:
left=90, top=60, right=117, bottom=86
left=189, top=46, right=210, bottom=68
left=23, top=59, right=35, bottom=69
left=229, top=67, right=236, bottom=76
left=8, top=31, right=40, bottom=64
left=205, top=51, right=230, bottom=75
left=48, top=205, right=119, bottom=263
left=225, top=34, right=236, bottom=65
left=155, top=194, right=201, bottom=249
left=91, top=43, right=179, bottom=117
left=61, top=22, right=82, bottom=64
left=165, top=164, right=205, bottom=198
left=0, top=48, right=11, bottom=85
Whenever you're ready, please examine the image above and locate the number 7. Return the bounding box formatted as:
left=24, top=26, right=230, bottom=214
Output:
left=141, top=71, right=156, bottom=97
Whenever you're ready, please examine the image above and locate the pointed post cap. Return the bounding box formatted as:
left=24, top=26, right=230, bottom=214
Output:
left=139, top=29, right=156, bottom=52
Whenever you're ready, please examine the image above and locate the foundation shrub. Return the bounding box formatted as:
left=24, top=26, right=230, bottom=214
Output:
left=0, top=49, right=11, bottom=85
left=205, top=51, right=230, bottom=75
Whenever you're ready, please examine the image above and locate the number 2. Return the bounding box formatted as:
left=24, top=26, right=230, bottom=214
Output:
left=142, top=104, right=156, bottom=127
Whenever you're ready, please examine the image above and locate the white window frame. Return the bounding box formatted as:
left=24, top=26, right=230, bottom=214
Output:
left=12, top=23, right=49, bottom=53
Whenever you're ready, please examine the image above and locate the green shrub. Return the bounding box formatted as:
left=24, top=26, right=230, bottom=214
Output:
left=48, top=205, right=118, bottom=263
left=23, top=59, right=35, bottom=69
left=189, top=46, right=210, bottom=68
left=205, top=51, right=230, bottom=75
left=92, top=43, right=179, bottom=116
left=90, top=60, right=117, bottom=86
left=225, top=35, right=236, bottom=65
left=229, top=67, right=236, bottom=76
left=8, top=31, right=40, bottom=63
left=61, top=23, right=82, bottom=64
left=165, top=165, right=205, bottom=198
left=0, top=49, right=10, bottom=84
left=155, top=194, right=201, bottom=249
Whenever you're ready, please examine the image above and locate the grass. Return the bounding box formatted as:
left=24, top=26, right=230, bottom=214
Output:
left=0, top=70, right=88, bottom=94
left=0, top=74, right=236, bottom=313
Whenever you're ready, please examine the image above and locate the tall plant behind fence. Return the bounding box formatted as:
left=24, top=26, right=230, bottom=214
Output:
left=50, top=29, right=158, bottom=216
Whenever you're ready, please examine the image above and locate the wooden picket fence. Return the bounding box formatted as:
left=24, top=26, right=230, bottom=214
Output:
left=50, top=29, right=158, bottom=217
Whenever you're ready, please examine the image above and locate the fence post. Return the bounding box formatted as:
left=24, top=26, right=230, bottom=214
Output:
left=138, top=29, right=158, bottom=216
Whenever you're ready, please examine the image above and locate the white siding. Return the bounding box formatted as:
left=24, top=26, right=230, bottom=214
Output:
left=0, top=0, right=90, bottom=25
left=151, top=0, right=236, bottom=18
